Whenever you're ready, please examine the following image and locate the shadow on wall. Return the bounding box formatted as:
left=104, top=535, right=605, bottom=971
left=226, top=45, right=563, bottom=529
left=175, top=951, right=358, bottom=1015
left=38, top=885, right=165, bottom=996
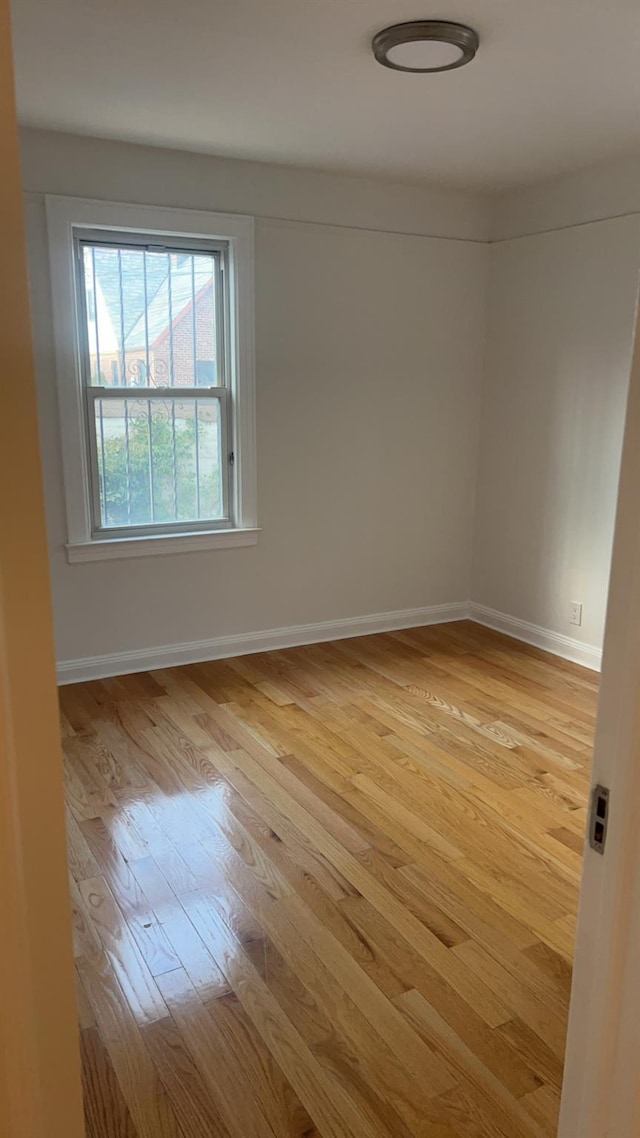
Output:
left=473, top=219, right=640, bottom=649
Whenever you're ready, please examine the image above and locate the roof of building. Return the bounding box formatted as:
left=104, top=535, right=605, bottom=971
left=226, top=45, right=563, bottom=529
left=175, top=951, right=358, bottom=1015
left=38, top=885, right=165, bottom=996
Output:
left=125, top=258, right=214, bottom=352
left=89, top=246, right=215, bottom=358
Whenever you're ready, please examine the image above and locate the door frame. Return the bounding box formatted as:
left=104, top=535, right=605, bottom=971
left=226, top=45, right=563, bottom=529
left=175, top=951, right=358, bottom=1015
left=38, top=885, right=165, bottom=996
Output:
left=559, top=290, right=640, bottom=1137
left=0, top=0, right=85, bottom=1133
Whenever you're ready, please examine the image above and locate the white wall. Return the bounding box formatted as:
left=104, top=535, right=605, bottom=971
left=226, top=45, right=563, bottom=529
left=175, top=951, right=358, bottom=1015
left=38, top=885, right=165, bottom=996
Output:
left=490, top=154, right=640, bottom=241
left=21, top=130, right=640, bottom=673
left=20, top=128, right=489, bottom=242
left=473, top=213, right=640, bottom=652
left=21, top=129, right=488, bottom=671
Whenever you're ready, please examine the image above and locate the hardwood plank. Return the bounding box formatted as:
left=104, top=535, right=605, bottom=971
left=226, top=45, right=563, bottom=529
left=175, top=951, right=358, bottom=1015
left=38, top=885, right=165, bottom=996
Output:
left=398, top=860, right=539, bottom=954
left=222, top=762, right=362, bottom=901
left=355, top=849, right=470, bottom=949
left=337, top=894, right=543, bottom=1099
left=242, top=935, right=420, bottom=1137
left=156, top=967, right=309, bottom=1138
left=100, top=802, right=149, bottom=863
left=142, top=1015, right=235, bottom=1138
left=395, top=990, right=547, bottom=1138
left=520, top=1084, right=562, bottom=1131
left=80, top=1027, right=139, bottom=1138
left=76, top=971, right=97, bottom=1031
left=80, top=817, right=151, bottom=918
left=186, top=876, right=457, bottom=1131
left=496, top=1017, right=565, bottom=1092
left=77, top=947, right=182, bottom=1138
left=348, top=772, right=464, bottom=861
left=181, top=892, right=391, bottom=1138
left=225, top=743, right=512, bottom=1027
left=66, top=806, right=101, bottom=881
left=277, top=891, right=457, bottom=1100
left=69, top=872, right=103, bottom=960
left=548, top=825, right=585, bottom=855
left=281, top=753, right=411, bottom=865
left=78, top=875, right=168, bottom=1025
left=63, top=622, right=594, bottom=1138
left=64, top=736, right=119, bottom=812
left=452, top=940, right=568, bottom=1059
left=205, top=989, right=318, bottom=1138
left=128, top=855, right=231, bottom=1001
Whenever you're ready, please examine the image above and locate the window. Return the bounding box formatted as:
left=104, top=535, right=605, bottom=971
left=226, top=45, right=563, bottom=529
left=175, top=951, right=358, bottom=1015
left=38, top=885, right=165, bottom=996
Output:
left=46, top=198, right=256, bottom=561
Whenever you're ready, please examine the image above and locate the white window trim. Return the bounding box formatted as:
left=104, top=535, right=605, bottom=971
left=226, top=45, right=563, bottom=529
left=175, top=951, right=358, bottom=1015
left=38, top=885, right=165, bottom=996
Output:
left=45, top=195, right=258, bottom=561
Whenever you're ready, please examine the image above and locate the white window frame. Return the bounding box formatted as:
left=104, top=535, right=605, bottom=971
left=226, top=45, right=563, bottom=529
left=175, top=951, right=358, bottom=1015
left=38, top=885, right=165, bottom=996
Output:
left=46, top=196, right=257, bottom=562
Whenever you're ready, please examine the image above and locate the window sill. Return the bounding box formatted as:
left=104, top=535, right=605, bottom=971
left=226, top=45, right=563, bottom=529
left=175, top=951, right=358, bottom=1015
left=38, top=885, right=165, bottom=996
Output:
left=66, top=528, right=260, bottom=563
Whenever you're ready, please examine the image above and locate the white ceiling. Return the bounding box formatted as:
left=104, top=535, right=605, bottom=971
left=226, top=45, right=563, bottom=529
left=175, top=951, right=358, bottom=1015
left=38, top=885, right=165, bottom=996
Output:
left=10, top=0, right=640, bottom=191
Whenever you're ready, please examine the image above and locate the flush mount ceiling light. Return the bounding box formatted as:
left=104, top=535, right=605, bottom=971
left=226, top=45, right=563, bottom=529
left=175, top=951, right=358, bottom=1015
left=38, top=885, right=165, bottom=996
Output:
left=372, top=20, right=479, bottom=73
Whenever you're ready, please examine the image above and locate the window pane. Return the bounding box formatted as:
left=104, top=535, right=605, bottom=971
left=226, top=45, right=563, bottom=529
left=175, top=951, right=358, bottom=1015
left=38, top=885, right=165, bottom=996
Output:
left=82, top=245, right=218, bottom=389
left=93, top=397, right=224, bottom=529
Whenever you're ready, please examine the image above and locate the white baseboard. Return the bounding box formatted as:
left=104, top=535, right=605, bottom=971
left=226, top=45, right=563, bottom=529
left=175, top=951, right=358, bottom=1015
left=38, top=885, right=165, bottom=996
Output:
left=57, top=599, right=603, bottom=683
left=469, top=602, right=602, bottom=671
left=57, top=601, right=470, bottom=684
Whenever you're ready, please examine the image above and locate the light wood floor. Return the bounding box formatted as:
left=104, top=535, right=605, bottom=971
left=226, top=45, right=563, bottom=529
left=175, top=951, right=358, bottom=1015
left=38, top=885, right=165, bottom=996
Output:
left=61, top=620, right=596, bottom=1138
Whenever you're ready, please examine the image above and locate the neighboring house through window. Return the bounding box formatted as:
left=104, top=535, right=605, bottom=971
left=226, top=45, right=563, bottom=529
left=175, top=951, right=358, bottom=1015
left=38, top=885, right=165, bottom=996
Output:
left=46, top=197, right=257, bottom=561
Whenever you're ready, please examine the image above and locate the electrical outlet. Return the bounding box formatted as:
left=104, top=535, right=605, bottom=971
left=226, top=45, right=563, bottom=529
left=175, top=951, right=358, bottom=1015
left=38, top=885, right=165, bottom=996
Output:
left=569, top=601, right=583, bottom=627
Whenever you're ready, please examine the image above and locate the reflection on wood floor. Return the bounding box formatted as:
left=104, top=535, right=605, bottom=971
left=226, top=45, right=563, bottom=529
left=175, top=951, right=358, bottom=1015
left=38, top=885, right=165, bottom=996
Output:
left=61, top=620, right=596, bottom=1138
